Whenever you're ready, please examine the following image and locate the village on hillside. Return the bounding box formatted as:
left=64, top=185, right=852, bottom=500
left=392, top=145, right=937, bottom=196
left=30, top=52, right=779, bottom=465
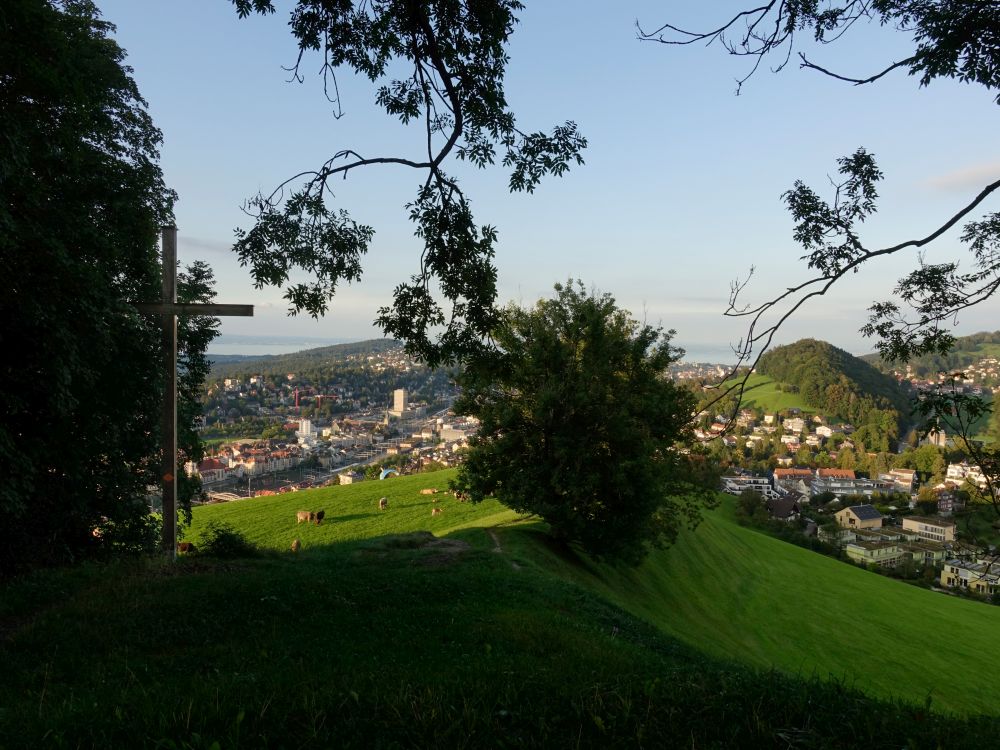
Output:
left=715, top=391, right=997, bottom=599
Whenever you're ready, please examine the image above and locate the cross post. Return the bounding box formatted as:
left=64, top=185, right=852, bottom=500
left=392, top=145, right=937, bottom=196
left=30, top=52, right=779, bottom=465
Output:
left=136, top=226, right=253, bottom=558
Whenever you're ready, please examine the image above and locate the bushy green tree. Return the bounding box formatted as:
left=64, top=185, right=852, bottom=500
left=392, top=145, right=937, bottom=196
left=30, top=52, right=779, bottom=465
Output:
left=452, top=282, right=715, bottom=564
left=0, top=0, right=215, bottom=572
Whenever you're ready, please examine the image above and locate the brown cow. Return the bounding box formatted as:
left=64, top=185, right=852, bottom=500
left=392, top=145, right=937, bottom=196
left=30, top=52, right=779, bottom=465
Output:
left=314, top=509, right=325, bottom=526
left=378, top=497, right=388, bottom=510
left=290, top=538, right=301, bottom=552
left=431, top=507, right=442, bottom=516
left=420, top=488, right=438, bottom=495
left=296, top=510, right=311, bottom=524
left=177, top=541, right=196, bottom=554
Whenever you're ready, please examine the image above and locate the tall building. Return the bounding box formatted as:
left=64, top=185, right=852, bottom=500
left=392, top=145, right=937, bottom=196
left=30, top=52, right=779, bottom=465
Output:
left=390, top=388, right=409, bottom=417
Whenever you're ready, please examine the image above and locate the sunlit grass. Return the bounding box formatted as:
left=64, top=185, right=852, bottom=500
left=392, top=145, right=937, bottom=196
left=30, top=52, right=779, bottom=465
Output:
left=504, top=495, right=1000, bottom=715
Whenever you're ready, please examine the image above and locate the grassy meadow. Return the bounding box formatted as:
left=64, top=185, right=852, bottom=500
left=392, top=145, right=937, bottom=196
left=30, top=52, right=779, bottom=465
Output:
left=722, top=373, right=816, bottom=414
left=183, top=472, right=517, bottom=550
left=3, top=470, right=1000, bottom=747
left=506, top=497, right=1000, bottom=715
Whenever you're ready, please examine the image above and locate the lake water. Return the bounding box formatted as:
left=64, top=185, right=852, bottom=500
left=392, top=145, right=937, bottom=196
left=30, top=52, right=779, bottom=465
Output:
left=209, top=335, right=743, bottom=366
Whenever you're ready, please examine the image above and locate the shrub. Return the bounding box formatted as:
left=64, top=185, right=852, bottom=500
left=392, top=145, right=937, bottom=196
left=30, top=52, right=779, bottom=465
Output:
left=197, top=522, right=259, bottom=559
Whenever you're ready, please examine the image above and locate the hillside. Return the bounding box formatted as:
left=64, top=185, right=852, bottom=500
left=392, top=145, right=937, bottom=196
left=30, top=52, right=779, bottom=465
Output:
left=757, top=339, right=909, bottom=439
left=210, top=338, right=403, bottom=379
left=508, top=496, right=1000, bottom=715
left=3, top=471, right=1000, bottom=746
left=720, top=372, right=818, bottom=414
left=180, top=471, right=1000, bottom=715
left=862, top=330, right=1000, bottom=378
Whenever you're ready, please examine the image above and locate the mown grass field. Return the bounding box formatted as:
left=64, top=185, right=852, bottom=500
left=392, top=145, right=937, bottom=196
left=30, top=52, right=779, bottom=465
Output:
left=505, top=497, right=1000, bottom=715
left=184, top=471, right=517, bottom=551
left=722, top=373, right=817, bottom=414
left=4, top=470, right=1000, bottom=747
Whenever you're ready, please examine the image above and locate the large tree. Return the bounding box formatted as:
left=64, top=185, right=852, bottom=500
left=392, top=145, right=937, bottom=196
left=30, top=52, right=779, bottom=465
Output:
left=0, top=0, right=215, bottom=572
left=452, top=282, right=715, bottom=564
left=229, top=0, right=586, bottom=366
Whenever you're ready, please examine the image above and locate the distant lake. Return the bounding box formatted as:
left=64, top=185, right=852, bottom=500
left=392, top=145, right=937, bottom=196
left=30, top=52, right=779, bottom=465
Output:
left=208, top=334, right=355, bottom=357
left=207, top=336, right=832, bottom=367
left=675, top=343, right=740, bottom=366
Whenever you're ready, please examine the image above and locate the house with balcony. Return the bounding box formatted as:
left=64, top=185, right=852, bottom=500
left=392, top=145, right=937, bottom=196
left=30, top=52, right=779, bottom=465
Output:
left=845, top=541, right=903, bottom=568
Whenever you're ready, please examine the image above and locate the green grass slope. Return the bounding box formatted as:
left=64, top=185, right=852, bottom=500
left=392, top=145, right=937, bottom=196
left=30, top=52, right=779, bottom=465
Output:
left=723, top=372, right=817, bottom=414
left=506, top=498, right=1000, bottom=715
left=4, top=471, right=1000, bottom=746
left=184, top=470, right=518, bottom=549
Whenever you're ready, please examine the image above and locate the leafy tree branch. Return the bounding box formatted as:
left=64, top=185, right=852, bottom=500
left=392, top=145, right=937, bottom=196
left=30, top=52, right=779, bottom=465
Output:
left=230, top=0, right=586, bottom=366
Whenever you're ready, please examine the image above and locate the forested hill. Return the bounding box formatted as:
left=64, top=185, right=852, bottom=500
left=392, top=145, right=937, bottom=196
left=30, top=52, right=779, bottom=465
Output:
left=757, top=339, right=910, bottom=446
left=210, top=338, right=403, bottom=379
left=860, top=330, right=1000, bottom=377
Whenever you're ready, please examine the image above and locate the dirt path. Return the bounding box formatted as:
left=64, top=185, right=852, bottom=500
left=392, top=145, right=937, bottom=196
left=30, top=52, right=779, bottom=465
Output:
left=487, top=528, right=521, bottom=570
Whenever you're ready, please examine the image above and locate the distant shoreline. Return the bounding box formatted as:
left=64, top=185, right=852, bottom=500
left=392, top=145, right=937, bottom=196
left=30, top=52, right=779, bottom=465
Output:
left=207, top=334, right=874, bottom=366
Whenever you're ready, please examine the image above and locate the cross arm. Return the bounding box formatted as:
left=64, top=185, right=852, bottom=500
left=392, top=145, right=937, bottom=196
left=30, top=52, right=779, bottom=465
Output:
left=135, top=303, right=254, bottom=317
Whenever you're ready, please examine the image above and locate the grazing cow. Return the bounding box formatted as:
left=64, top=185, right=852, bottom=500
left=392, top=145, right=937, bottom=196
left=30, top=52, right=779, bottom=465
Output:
left=177, top=541, right=196, bottom=554
left=314, top=509, right=326, bottom=526
left=431, top=507, right=442, bottom=516
left=454, top=491, right=468, bottom=503
left=296, top=510, right=311, bottom=524
left=290, top=539, right=301, bottom=552
left=378, top=497, right=388, bottom=511
left=420, top=488, right=437, bottom=495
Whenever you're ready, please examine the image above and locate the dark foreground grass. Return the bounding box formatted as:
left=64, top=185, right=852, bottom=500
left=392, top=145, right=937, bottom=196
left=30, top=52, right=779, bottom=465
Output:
left=2, top=533, right=999, bottom=748
left=3, top=473, right=1000, bottom=747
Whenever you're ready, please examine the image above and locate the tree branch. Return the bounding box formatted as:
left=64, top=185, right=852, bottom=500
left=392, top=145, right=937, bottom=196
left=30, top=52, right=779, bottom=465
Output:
left=798, top=52, right=918, bottom=85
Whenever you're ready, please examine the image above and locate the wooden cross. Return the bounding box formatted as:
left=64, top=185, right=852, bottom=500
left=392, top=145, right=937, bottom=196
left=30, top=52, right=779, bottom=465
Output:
left=136, top=226, right=253, bottom=558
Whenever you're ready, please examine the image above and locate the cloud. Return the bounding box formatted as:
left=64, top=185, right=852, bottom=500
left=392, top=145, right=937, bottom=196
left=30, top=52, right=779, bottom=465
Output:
left=922, top=161, right=1000, bottom=192
left=178, top=235, right=232, bottom=255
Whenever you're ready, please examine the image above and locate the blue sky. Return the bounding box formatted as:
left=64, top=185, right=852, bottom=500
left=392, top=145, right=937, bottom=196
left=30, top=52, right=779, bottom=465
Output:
left=100, top=0, right=999, bottom=360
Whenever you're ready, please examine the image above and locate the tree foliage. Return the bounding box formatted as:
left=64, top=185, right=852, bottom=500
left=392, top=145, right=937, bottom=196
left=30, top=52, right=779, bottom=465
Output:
left=452, top=282, right=716, bottom=564
left=646, top=1, right=1000, bottom=526
left=0, top=0, right=214, bottom=572
left=229, top=0, right=585, bottom=366
left=645, top=2, right=999, bottom=398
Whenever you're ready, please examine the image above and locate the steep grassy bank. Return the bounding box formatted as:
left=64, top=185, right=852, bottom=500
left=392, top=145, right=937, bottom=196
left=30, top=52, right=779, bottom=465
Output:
left=506, top=498, right=1000, bottom=715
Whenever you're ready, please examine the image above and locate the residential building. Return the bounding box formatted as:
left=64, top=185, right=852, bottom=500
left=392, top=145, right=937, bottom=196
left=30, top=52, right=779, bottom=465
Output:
left=937, top=491, right=965, bottom=516
left=901, top=516, right=956, bottom=543
left=940, top=559, right=1000, bottom=596
left=773, top=467, right=813, bottom=497
left=835, top=504, right=883, bottom=530
left=946, top=462, right=988, bottom=489
left=817, top=468, right=855, bottom=480
left=811, top=475, right=895, bottom=499
left=784, top=417, right=806, bottom=433
left=766, top=494, right=803, bottom=521
left=721, top=473, right=777, bottom=499
left=889, top=468, right=917, bottom=493
left=845, top=541, right=903, bottom=568
left=902, top=541, right=948, bottom=567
